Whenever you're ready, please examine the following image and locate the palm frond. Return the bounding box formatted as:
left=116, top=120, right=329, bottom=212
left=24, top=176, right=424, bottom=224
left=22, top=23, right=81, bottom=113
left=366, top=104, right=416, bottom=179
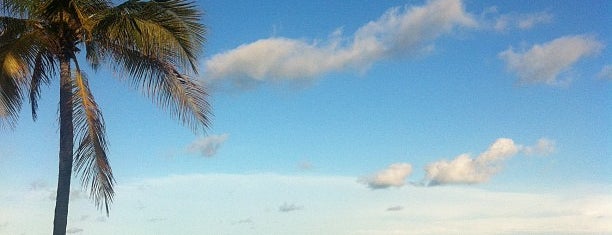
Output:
left=84, top=40, right=101, bottom=70
left=0, top=0, right=43, bottom=17
left=71, top=66, right=115, bottom=215
left=75, top=0, right=113, bottom=70
left=161, top=70, right=211, bottom=131
left=40, top=0, right=72, bottom=19
left=0, top=17, right=35, bottom=128
left=89, top=0, right=210, bottom=132
left=0, top=17, right=53, bottom=69
left=1, top=16, right=34, bottom=41
left=0, top=50, right=29, bottom=128
left=0, top=66, right=24, bottom=128
left=93, top=0, right=205, bottom=73
left=1, top=51, right=30, bottom=82
left=29, top=50, right=55, bottom=120
left=69, top=0, right=112, bottom=40
left=107, top=44, right=211, bottom=131
left=141, top=0, right=206, bottom=72
left=1, top=16, right=57, bottom=123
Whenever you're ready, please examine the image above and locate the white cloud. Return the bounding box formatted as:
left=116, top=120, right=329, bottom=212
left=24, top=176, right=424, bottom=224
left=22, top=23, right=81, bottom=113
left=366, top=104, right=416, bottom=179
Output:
left=522, top=138, right=555, bottom=156
left=361, top=163, right=413, bottom=189
left=598, top=64, right=612, bottom=80
left=187, top=134, right=229, bottom=157
left=424, top=138, right=557, bottom=185
left=353, top=0, right=476, bottom=57
left=425, top=138, right=520, bottom=185
left=204, top=0, right=475, bottom=88
left=499, top=35, right=603, bottom=85
left=477, top=138, right=521, bottom=162
left=494, top=11, right=552, bottom=32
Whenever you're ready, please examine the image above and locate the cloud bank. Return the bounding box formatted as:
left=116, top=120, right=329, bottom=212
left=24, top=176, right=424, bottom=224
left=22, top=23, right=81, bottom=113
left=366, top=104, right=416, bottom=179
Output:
left=361, top=163, right=413, bottom=189
left=203, top=0, right=476, bottom=87
left=2, top=173, right=610, bottom=235
left=499, top=35, right=603, bottom=85
left=187, top=134, right=229, bottom=157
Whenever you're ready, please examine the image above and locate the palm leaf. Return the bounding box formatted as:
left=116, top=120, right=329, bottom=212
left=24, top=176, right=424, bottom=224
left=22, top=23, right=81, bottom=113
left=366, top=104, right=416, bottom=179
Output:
left=107, top=45, right=211, bottom=131
left=93, top=0, right=205, bottom=73
left=89, top=0, right=210, bottom=131
left=0, top=18, right=40, bottom=66
left=139, top=0, right=206, bottom=72
left=0, top=17, right=53, bottom=73
left=0, top=66, right=23, bottom=128
left=0, top=16, right=36, bottom=41
left=0, top=17, right=34, bottom=128
left=1, top=16, right=56, bottom=123
left=71, top=66, right=115, bottom=214
left=0, top=0, right=43, bottom=17
left=29, top=50, right=55, bottom=120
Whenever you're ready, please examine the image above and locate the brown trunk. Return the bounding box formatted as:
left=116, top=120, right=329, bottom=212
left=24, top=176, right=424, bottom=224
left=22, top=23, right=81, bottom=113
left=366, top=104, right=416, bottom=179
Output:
left=53, top=55, right=73, bottom=235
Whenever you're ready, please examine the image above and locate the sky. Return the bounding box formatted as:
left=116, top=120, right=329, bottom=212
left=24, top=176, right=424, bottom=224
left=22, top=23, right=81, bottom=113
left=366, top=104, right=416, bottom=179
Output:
left=1, top=0, right=611, bottom=234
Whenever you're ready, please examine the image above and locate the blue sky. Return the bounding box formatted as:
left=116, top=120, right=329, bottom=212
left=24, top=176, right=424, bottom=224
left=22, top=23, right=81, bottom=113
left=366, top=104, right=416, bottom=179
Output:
left=1, top=0, right=611, bottom=234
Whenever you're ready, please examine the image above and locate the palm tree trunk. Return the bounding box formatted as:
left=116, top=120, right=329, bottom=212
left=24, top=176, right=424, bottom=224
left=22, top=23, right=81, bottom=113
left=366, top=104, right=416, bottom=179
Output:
left=53, top=56, right=73, bottom=235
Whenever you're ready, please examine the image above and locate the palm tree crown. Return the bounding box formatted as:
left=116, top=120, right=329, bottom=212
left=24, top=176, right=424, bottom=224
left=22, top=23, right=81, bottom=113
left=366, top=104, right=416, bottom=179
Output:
left=1, top=0, right=209, bottom=234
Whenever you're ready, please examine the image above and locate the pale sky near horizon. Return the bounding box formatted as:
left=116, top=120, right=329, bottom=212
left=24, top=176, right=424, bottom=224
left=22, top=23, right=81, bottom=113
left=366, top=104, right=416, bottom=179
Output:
left=1, top=0, right=611, bottom=234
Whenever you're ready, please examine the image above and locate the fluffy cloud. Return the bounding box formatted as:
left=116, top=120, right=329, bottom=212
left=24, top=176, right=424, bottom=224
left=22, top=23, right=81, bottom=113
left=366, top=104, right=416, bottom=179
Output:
left=204, top=0, right=475, bottom=87
left=386, top=206, right=403, bottom=212
left=494, top=11, right=553, bottom=32
left=187, top=134, right=229, bottom=157
left=359, top=138, right=554, bottom=188
left=425, top=138, right=556, bottom=185
left=598, top=64, right=612, bottom=80
left=361, top=163, right=413, bottom=189
left=425, top=138, right=519, bottom=185
left=499, top=35, right=603, bottom=85
left=279, top=203, right=303, bottom=212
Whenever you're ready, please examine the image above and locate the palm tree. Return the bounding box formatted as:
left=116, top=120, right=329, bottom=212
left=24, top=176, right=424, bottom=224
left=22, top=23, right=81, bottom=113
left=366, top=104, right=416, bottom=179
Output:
left=0, top=0, right=209, bottom=234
